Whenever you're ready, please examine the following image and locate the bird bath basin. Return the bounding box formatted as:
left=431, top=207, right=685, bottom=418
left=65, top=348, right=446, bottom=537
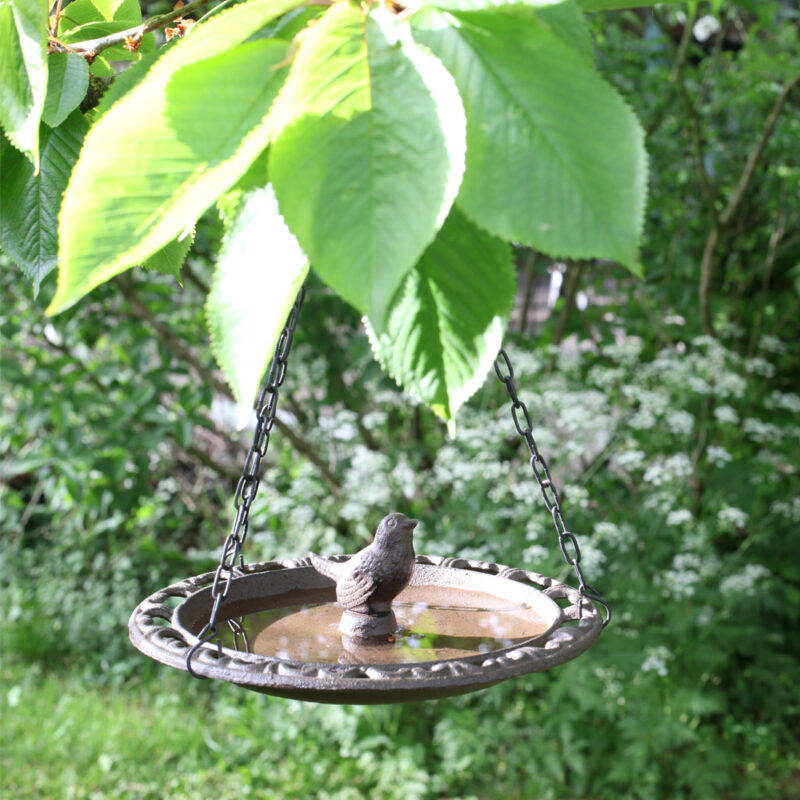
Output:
left=214, top=585, right=553, bottom=664
left=129, top=555, right=603, bottom=704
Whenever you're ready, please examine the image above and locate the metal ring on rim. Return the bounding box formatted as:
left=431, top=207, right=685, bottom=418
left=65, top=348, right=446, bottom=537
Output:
left=129, top=555, right=603, bottom=704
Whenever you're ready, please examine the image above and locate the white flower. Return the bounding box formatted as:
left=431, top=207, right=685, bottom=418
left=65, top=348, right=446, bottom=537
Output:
left=643, top=454, right=691, bottom=486
left=666, top=410, right=694, bottom=437
left=615, top=449, right=645, bottom=470
left=720, top=564, right=770, bottom=596
left=593, top=521, right=633, bottom=550
left=715, top=371, right=747, bottom=399
left=693, top=14, right=721, bottom=41
left=522, top=544, right=549, bottom=564
left=641, top=646, right=673, bottom=677
left=717, top=506, right=748, bottom=528
left=666, top=509, right=693, bottom=526
left=759, top=335, right=785, bottom=354
left=696, top=607, right=713, bottom=627
left=629, top=409, right=657, bottom=430
left=714, top=405, right=739, bottom=424
left=687, top=376, right=711, bottom=395
left=564, top=484, right=590, bottom=509
left=706, top=446, right=733, bottom=467
left=744, top=357, right=775, bottom=378
left=743, top=418, right=783, bottom=444
left=770, top=498, right=800, bottom=522
left=768, top=392, right=800, bottom=414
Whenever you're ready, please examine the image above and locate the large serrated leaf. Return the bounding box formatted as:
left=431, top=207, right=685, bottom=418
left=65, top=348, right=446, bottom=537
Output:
left=48, top=0, right=300, bottom=315
left=413, top=7, right=646, bottom=273
left=42, top=54, right=89, bottom=128
left=0, top=110, right=88, bottom=294
left=366, top=208, right=515, bottom=424
left=269, top=3, right=466, bottom=325
left=141, top=231, right=193, bottom=280
left=426, top=0, right=594, bottom=62
left=0, top=0, right=49, bottom=167
left=207, top=184, right=309, bottom=409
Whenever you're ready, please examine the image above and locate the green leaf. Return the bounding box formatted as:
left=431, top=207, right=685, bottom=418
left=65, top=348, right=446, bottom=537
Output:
left=425, top=0, right=594, bottom=62
left=0, top=0, right=49, bottom=167
left=60, top=0, right=150, bottom=62
left=536, top=1, right=593, bottom=63
left=414, top=7, right=646, bottom=273
left=269, top=3, right=466, bottom=325
left=141, top=231, right=193, bottom=280
left=60, top=0, right=141, bottom=37
left=207, top=184, right=309, bottom=409
left=94, top=45, right=170, bottom=119
left=0, top=110, right=89, bottom=294
left=42, top=54, right=90, bottom=128
left=48, top=0, right=300, bottom=316
left=365, top=208, right=515, bottom=424
left=89, top=0, right=127, bottom=20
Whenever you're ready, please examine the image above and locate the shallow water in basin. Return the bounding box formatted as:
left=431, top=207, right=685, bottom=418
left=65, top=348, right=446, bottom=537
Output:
left=215, top=585, right=551, bottom=665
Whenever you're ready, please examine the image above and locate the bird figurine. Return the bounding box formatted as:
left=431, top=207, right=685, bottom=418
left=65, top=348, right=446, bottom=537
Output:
left=309, top=512, right=418, bottom=619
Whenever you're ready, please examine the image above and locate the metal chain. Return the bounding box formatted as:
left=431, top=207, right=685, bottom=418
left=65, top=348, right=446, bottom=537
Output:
left=493, top=348, right=611, bottom=627
left=186, top=287, right=306, bottom=676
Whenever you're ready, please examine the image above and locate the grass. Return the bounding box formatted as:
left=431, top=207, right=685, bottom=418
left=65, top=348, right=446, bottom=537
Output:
left=0, top=659, right=447, bottom=800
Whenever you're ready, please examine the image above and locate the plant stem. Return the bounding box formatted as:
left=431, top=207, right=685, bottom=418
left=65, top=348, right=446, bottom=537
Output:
left=516, top=249, right=538, bottom=334
left=547, top=260, right=585, bottom=371
left=49, top=0, right=216, bottom=57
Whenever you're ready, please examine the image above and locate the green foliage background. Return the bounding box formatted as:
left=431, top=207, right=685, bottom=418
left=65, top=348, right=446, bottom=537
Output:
left=2, top=2, right=800, bottom=799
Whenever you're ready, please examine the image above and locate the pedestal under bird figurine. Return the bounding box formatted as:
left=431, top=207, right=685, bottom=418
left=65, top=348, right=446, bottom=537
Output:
left=309, top=512, right=418, bottom=640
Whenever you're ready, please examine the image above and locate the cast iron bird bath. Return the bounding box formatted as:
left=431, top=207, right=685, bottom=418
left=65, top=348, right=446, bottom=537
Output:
left=128, top=288, right=610, bottom=704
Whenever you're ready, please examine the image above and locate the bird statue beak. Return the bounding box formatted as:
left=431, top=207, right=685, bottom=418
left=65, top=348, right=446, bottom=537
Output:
left=410, top=519, right=419, bottom=529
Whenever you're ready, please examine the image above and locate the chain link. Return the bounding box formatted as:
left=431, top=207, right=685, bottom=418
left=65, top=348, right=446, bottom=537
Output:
left=186, top=287, right=306, bottom=677
left=494, top=348, right=611, bottom=627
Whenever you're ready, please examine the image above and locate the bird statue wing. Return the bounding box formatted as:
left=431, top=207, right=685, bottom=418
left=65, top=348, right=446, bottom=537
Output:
left=308, top=552, right=343, bottom=581
left=335, top=567, right=376, bottom=610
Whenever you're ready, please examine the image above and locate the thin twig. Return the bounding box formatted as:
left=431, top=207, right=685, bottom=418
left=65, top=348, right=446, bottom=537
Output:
left=43, top=331, right=240, bottom=481
left=699, top=71, right=800, bottom=335
left=718, top=72, right=800, bottom=228
left=49, top=0, right=331, bottom=59
left=49, top=0, right=215, bottom=57
left=654, top=8, right=718, bottom=223
left=115, top=273, right=342, bottom=495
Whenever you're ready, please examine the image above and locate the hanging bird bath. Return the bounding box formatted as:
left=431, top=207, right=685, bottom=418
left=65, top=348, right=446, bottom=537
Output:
left=128, top=289, right=609, bottom=703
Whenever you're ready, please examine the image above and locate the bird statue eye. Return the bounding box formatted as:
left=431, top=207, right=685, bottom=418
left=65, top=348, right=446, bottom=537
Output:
left=387, top=518, right=396, bottom=528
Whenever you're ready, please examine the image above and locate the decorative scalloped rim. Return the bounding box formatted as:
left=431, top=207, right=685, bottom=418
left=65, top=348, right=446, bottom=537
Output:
left=128, top=555, right=602, bottom=696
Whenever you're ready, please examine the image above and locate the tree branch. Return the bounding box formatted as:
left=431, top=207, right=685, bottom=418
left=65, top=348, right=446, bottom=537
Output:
left=653, top=8, right=718, bottom=223
left=719, top=71, right=800, bottom=227
left=49, top=0, right=331, bottom=59
left=49, top=0, right=216, bottom=57
left=115, top=273, right=342, bottom=495
left=698, top=71, right=800, bottom=336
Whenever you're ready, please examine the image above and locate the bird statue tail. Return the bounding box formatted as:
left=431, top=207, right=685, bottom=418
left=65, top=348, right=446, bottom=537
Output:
left=308, top=552, right=341, bottom=581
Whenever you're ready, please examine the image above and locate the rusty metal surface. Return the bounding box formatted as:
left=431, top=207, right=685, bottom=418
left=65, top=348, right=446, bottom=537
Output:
left=129, top=556, right=603, bottom=704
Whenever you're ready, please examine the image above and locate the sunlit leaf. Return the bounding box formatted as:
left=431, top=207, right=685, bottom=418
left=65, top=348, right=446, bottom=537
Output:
left=0, top=0, right=49, bottom=167
left=269, top=3, right=466, bottom=325
left=42, top=54, right=89, bottom=128
left=0, top=110, right=88, bottom=293
left=414, top=7, right=646, bottom=273
left=366, top=207, right=515, bottom=424
left=48, top=0, right=299, bottom=315
left=207, top=184, right=309, bottom=409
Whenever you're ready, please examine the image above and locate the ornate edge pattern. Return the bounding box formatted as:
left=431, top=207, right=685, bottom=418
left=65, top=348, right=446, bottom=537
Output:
left=128, top=555, right=603, bottom=698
